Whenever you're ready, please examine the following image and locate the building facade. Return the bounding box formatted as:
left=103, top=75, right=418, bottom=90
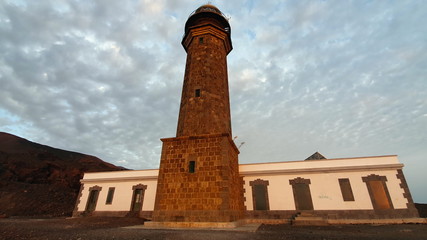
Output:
left=73, top=155, right=418, bottom=221
left=73, top=5, right=419, bottom=224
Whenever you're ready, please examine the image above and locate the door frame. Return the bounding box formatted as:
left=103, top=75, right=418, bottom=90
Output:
left=130, top=184, right=147, bottom=212
left=249, top=179, right=270, bottom=210
left=85, top=185, right=102, bottom=213
left=289, top=177, right=314, bottom=211
left=362, top=174, right=394, bottom=210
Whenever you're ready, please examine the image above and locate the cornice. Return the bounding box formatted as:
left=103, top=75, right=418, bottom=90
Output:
left=240, top=163, right=404, bottom=176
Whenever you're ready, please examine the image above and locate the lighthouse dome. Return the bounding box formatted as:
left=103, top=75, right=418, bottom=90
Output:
left=194, top=4, right=222, bottom=15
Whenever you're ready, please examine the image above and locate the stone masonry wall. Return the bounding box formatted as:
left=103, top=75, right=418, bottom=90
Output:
left=152, top=134, right=245, bottom=222
left=176, top=25, right=232, bottom=137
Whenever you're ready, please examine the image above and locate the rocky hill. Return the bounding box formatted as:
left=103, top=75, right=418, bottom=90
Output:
left=0, top=132, right=126, bottom=217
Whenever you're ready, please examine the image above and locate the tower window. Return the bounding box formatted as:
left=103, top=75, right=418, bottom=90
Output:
left=199, top=37, right=204, bottom=44
left=189, top=161, right=196, bottom=173
left=195, top=89, right=201, bottom=97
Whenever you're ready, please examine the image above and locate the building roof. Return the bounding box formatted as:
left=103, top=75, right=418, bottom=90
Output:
left=305, top=151, right=327, bottom=160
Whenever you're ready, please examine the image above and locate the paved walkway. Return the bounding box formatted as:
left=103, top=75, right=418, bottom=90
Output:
left=124, top=223, right=262, bottom=232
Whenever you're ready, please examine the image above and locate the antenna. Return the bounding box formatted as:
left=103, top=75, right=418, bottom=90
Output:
left=238, top=142, right=245, bottom=149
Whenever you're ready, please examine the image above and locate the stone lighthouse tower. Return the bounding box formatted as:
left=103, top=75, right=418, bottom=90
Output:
left=151, top=5, right=245, bottom=225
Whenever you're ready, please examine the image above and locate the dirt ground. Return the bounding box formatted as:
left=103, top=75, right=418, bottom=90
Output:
left=0, top=217, right=426, bottom=240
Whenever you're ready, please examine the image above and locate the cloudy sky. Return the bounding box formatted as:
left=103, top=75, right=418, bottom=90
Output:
left=1, top=1, right=426, bottom=202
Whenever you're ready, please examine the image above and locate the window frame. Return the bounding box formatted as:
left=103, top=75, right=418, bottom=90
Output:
left=338, top=178, right=355, bottom=201
left=105, top=187, right=115, bottom=205
left=189, top=160, right=196, bottom=173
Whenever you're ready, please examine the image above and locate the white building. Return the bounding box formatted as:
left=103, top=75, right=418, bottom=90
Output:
left=73, top=154, right=419, bottom=222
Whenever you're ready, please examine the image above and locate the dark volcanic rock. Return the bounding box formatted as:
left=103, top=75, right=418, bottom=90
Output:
left=415, top=203, right=427, bottom=218
left=0, top=132, right=126, bottom=217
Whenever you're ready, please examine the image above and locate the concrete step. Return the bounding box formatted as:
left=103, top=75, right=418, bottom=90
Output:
left=292, top=212, right=328, bottom=226
left=292, top=218, right=328, bottom=226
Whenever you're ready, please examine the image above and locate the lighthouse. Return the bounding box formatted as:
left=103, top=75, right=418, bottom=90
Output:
left=151, top=5, right=245, bottom=225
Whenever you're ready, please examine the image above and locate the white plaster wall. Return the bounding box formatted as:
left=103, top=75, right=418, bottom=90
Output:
left=240, top=155, right=400, bottom=174
left=76, top=155, right=409, bottom=213
left=383, top=170, right=408, bottom=209
left=243, top=175, right=295, bottom=211
left=77, top=185, right=90, bottom=211
left=76, top=179, right=158, bottom=212
left=81, top=169, right=158, bottom=180
left=307, top=172, right=374, bottom=210
left=243, top=169, right=407, bottom=211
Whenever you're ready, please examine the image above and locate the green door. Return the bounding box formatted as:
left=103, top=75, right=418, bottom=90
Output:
left=131, top=189, right=144, bottom=212
left=254, top=185, right=269, bottom=210
left=85, top=190, right=99, bottom=212
left=293, top=183, right=314, bottom=210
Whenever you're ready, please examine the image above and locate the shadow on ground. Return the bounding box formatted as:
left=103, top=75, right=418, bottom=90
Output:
left=0, top=217, right=426, bottom=240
